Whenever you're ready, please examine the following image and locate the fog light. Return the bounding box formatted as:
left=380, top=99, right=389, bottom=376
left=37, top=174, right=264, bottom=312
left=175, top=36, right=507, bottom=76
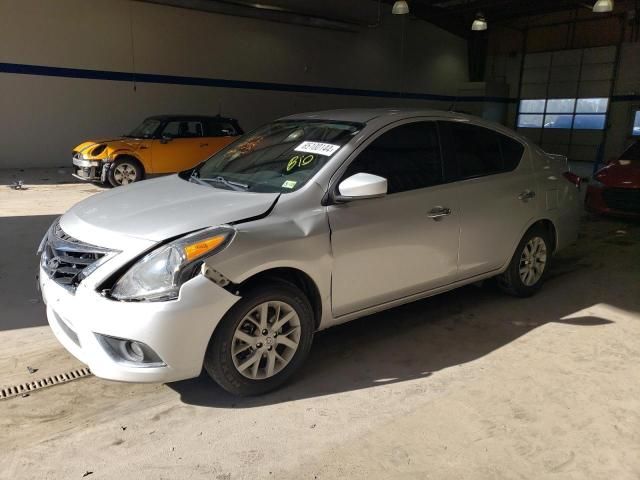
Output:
left=124, top=341, right=145, bottom=362
left=96, top=334, right=165, bottom=367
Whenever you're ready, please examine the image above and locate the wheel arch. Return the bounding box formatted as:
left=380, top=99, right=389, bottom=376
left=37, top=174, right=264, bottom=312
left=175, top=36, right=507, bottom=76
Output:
left=111, top=153, right=146, bottom=178
left=502, top=217, right=558, bottom=273
left=234, top=267, right=323, bottom=331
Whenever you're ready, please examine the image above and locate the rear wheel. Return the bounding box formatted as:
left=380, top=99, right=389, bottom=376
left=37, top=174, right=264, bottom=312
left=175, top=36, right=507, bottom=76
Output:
left=498, top=225, right=551, bottom=297
left=108, top=157, right=143, bottom=187
left=204, top=282, right=314, bottom=396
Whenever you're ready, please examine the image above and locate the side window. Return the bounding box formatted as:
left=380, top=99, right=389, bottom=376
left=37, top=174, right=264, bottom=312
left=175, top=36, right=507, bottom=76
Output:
left=500, top=135, right=525, bottom=171
left=343, top=122, right=443, bottom=194
left=161, top=121, right=203, bottom=138
left=448, top=122, right=502, bottom=178
left=204, top=120, right=237, bottom=137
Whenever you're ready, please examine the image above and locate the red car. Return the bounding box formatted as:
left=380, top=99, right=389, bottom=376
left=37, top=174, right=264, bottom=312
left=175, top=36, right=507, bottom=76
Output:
left=586, top=140, right=640, bottom=218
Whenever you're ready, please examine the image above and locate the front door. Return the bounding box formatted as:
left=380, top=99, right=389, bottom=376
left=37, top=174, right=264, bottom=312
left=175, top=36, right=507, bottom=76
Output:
left=151, top=120, right=211, bottom=173
left=327, top=121, right=461, bottom=317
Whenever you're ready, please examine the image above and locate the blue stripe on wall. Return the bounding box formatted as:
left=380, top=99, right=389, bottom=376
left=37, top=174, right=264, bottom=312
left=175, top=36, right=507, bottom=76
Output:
left=3, top=62, right=638, bottom=104
left=0, top=62, right=516, bottom=104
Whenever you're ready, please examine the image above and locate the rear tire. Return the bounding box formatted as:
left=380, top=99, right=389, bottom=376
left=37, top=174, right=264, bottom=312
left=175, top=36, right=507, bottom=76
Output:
left=108, top=157, right=143, bottom=187
left=498, top=225, right=551, bottom=297
left=204, top=282, right=314, bottom=396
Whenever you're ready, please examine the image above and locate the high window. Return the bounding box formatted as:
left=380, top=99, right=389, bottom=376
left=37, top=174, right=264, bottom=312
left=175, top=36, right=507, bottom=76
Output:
left=632, top=111, right=640, bottom=137
left=517, top=98, right=609, bottom=130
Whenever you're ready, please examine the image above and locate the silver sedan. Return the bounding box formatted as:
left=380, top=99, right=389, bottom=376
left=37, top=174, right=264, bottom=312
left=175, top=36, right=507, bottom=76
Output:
left=38, top=108, right=582, bottom=395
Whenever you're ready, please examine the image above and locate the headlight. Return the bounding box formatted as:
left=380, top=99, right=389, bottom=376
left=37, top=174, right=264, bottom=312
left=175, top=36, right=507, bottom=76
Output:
left=91, top=144, right=107, bottom=156
left=36, top=217, right=60, bottom=256
left=110, top=226, right=235, bottom=302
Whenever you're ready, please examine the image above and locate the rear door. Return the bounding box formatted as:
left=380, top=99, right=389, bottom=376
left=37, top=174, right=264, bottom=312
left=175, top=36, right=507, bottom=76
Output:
left=440, top=121, right=536, bottom=277
left=327, top=120, right=461, bottom=317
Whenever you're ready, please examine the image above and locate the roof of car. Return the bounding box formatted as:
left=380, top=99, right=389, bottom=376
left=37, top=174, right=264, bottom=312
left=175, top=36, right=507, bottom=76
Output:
left=280, top=108, right=469, bottom=123
left=279, top=108, right=525, bottom=143
left=146, top=114, right=238, bottom=122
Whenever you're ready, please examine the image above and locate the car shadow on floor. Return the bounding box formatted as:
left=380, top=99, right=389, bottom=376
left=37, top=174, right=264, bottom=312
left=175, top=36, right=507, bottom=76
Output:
left=0, top=215, right=58, bottom=331
left=168, top=276, right=619, bottom=408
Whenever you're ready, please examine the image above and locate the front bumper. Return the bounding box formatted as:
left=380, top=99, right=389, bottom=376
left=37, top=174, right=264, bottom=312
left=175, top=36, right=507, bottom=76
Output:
left=40, top=266, right=240, bottom=383
left=72, top=157, right=105, bottom=182
left=585, top=184, right=640, bottom=218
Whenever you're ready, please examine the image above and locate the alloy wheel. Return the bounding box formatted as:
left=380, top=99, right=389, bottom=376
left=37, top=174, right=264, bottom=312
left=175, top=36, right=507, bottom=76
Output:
left=113, top=163, right=138, bottom=185
left=519, top=236, right=547, bottom=286
left=231, top=301, right=301, bottom=380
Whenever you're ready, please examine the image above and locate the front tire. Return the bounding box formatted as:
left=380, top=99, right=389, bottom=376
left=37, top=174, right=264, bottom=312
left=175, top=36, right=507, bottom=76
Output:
left=108, top=157, right=143, bottom=187
left=204, top=282, right=315, bottom=396
left=498, top=225, right=551, bottom=297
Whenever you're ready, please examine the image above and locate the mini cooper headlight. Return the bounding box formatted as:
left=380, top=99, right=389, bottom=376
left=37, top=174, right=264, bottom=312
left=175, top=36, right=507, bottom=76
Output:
left=91, top=144, right=107, bottom=156
left=110, top=226, right=235, bottom=302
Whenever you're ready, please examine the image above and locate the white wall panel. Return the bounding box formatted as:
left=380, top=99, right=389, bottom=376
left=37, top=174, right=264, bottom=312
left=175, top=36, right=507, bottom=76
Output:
left=0, top=0, right=468, bottom=168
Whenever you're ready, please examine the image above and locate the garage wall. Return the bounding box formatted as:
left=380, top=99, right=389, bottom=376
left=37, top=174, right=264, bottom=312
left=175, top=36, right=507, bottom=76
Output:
left=0, top=0, right=470, bottom=169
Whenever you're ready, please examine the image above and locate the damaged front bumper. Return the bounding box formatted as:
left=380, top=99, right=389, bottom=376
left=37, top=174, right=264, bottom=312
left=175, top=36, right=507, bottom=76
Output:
left=40, top=266, right=241, bottom=383
left=72, top=157, right=107, bottom=182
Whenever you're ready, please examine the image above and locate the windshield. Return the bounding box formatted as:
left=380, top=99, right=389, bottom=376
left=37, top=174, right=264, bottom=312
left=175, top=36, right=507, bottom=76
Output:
left=125, top=118, right=162, bottom=139
left=191, top=120, right=363, bottom=193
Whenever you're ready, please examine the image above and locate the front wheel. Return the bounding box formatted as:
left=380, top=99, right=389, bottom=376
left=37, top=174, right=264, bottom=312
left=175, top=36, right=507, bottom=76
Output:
left=498, top=225, right=551, bottom=297
left=204, top=282, right=315, bottom=396
left=108, top=158, right=143, bottom=187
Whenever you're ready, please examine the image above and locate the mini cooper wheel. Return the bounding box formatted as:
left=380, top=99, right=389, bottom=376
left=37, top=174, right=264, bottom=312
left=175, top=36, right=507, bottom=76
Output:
left=498, top=225, right=551, bottom=297
left=108, top=158, right=143, bottom=187
left=204, top=282, right=314, bottom=396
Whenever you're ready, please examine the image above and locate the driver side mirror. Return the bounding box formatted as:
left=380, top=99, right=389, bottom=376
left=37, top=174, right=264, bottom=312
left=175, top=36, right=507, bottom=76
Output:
left=160, top=134, right=174, bottom=144
left=333, top=173, right=387, bottom=203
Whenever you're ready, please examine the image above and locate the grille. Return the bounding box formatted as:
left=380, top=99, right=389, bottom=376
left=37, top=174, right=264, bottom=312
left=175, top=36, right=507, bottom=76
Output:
left=602, top=188, right=640, bottom=213
left=41, top=221, right=113, bottom=292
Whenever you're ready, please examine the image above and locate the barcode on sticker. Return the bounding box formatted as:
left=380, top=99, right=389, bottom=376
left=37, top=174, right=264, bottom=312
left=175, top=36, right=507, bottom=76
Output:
left=294, top=141, right=341, bottom=157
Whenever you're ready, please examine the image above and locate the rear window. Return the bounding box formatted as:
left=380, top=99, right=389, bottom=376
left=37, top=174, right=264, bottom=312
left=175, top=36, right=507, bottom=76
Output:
left=204, top=120, right=239, bottom=137
left=500, top=136, right=525, bottom=171
left=443, top=122, right=524, bottom=179
left=448, top=123, right=502, bottom=178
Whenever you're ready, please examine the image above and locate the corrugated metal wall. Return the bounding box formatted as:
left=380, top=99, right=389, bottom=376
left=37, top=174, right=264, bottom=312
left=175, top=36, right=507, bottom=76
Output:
left=517, top=46, right=617, bottom=162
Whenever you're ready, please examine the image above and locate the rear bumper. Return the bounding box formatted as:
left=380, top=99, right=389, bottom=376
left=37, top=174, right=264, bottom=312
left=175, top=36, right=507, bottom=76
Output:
left=585, top=184, right=640, bottom=218
left=40, top=266, right=240, bottom=383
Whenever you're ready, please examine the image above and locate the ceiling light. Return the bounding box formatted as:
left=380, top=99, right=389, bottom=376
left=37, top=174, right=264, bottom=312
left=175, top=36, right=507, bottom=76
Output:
left=593, top=0, right=614, bottom=12
left=392, top=0, right=409, bottom=15
left=471, top=13, right=487, bottom=31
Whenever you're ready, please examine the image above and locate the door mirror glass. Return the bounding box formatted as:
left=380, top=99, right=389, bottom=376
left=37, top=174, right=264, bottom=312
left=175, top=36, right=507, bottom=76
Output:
left=336, top=173, right=387, bottom=201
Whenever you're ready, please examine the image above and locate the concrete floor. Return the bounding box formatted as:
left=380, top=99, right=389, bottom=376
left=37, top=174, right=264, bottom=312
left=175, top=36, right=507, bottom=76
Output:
left=1, top=169, right=639, bottom=480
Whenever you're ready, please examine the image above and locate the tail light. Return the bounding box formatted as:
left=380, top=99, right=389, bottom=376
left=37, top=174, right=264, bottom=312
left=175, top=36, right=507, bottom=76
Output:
left=563, top=171, right=582, bottom=189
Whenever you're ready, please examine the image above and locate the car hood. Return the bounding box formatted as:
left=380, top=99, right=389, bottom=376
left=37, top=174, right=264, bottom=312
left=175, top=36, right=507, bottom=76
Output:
left=596, top=160, right=640, bottom=188
left=74, top=138, right=144, bottom=154
left=61, top=175, right=279, bottom=244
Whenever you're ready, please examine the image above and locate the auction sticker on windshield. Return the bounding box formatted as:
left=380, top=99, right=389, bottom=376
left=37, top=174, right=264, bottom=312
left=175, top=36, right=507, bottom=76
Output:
left=294, top=141, right=341, bottom=156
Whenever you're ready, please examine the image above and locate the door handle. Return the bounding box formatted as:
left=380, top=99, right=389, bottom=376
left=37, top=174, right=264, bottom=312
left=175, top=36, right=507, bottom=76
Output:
left=518, top=190, right=536, bottom=202
left=139, top=145, right=149, bottom=150
left=200, top=143, right=209, bottom=147
left=427, top=207, right=452, bottom=220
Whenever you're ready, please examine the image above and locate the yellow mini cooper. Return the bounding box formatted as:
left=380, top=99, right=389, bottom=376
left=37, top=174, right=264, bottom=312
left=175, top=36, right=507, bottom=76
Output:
left=72, top=115, right=243, bottom=186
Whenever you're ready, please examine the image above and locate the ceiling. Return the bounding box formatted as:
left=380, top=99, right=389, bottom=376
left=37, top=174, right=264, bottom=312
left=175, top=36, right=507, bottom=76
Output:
left=400, top=0, right=629, bottom=36
left=139, top=0, right=635, bottom=37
